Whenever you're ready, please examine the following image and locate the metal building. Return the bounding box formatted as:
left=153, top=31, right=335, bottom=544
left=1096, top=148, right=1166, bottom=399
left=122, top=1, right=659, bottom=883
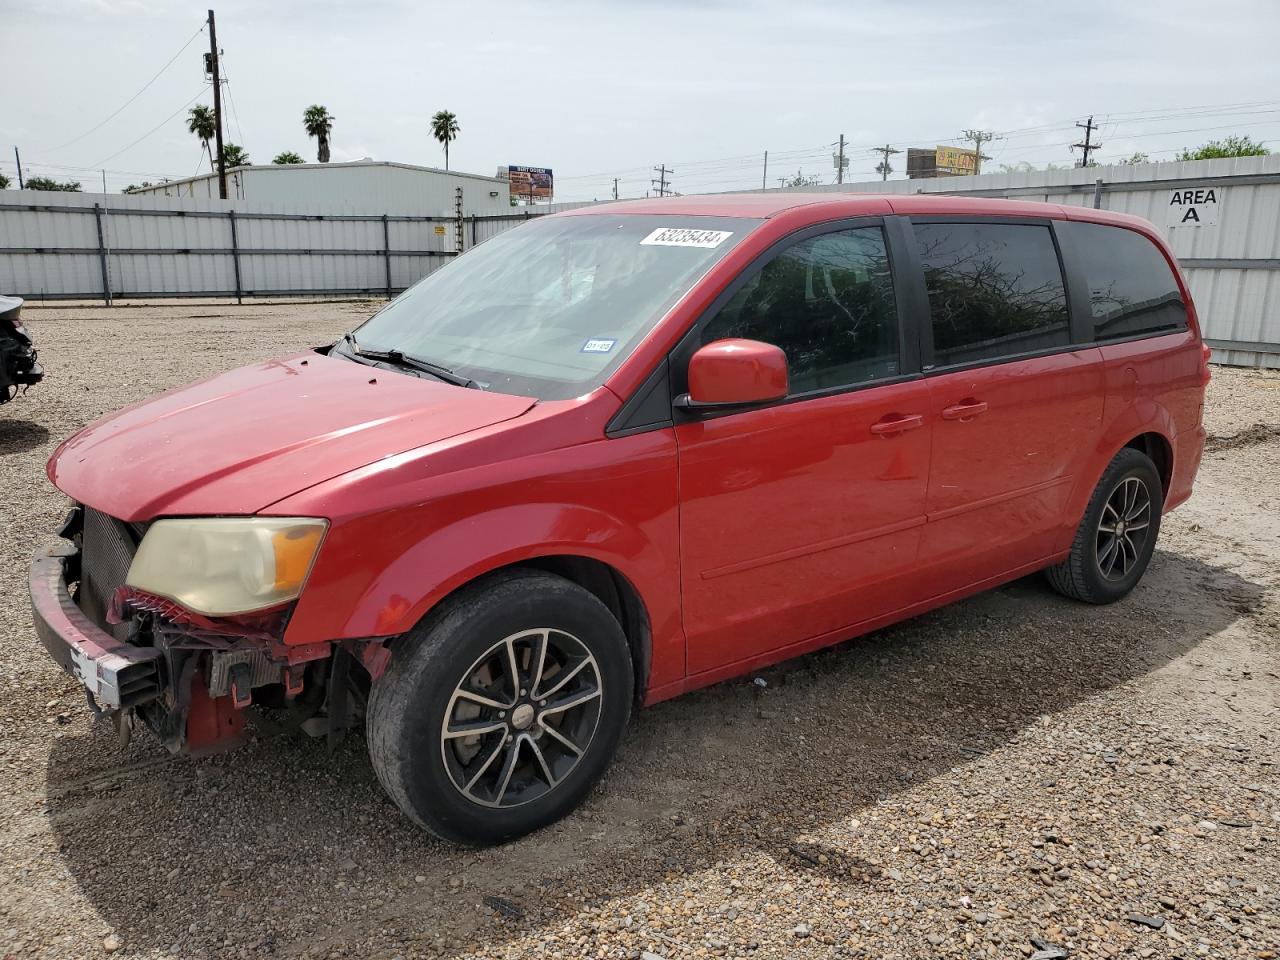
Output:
left=127, top=160, right=511, bottom=216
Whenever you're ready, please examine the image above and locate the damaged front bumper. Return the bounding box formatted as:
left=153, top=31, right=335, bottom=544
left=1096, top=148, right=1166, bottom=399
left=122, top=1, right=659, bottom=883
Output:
left=30, top=539, right=162, bottom=710
left=30, top=506, right=391, bottom=752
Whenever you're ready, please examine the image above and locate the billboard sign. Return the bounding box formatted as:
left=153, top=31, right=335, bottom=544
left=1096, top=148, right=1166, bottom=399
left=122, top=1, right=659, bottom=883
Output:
left=935, top=146, right=978, bottom=176
left=508, top=165, right=554, bottom=201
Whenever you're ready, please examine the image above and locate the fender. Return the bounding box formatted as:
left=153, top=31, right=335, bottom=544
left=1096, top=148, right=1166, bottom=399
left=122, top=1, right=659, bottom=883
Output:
left=1053, top=396, right=1176, bottom=554
left=346, top=501, right=660, bottom=637
left=271, top=426, right=684, bottom=690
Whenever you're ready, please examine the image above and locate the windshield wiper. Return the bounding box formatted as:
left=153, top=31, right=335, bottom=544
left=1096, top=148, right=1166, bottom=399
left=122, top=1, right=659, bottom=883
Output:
left=336, top=333, right=477, bottom=389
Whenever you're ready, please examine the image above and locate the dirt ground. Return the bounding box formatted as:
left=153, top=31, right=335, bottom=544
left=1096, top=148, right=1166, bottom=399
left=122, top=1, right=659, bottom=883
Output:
left=1, top=301, right=1278, bottom=960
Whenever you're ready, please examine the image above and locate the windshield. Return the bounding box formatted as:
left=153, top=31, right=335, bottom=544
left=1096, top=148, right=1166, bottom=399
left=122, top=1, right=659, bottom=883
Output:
left=343, top=214, right=761, bottom=400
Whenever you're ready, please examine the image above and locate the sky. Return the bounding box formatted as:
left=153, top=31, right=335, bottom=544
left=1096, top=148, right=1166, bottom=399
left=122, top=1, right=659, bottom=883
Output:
left=2, top=0, right=1279, bottom=201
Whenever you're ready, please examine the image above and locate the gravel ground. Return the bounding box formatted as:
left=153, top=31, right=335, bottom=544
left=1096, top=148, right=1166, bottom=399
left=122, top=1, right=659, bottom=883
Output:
left=1, top=302, right=1278, bottom=960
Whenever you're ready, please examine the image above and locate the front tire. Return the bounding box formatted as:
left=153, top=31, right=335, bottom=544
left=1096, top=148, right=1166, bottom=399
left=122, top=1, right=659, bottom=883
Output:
left=1046, top=447, right=1163, bottom=604
left=367, top=569, right=633, bottom=844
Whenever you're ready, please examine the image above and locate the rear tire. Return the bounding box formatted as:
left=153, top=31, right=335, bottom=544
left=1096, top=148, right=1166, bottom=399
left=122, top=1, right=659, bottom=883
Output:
left=367, top=569, right=633, bottom=844
left=1046, top=447, right=1163, bottom=604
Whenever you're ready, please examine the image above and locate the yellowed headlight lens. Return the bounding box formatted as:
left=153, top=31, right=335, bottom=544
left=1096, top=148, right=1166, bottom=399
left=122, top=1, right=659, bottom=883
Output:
left=126, top=517, right=327, bottom=617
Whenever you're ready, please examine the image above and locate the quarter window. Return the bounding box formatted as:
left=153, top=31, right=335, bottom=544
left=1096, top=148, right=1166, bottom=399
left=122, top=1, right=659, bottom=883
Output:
left=1060, top=221, right=1188, bottom=341
left=701, top=227, right=899, bottom=392
left=916, top=222, right=1070, bottom=366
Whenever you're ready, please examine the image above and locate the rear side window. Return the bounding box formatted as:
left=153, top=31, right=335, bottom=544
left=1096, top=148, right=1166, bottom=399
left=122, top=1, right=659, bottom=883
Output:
left=1060, top=221, right=1187, bottom=341
left=915, top=221, right=1070, bottom=367
left=701, top=226, right=899, bottom=392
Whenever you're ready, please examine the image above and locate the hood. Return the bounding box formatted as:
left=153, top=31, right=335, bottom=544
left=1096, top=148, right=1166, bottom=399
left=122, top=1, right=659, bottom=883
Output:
left=48, top=353, right=536, bottom=521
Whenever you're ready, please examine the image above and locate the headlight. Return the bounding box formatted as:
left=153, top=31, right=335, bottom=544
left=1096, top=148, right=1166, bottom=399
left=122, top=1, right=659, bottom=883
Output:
left=125, top=517, right=327, bottom=617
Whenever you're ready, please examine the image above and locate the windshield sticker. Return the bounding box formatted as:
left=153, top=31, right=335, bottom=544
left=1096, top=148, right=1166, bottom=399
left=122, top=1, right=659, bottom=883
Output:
left=640, top=228, right=733, bottom=249
left=581, top=338, right=617, bottom=354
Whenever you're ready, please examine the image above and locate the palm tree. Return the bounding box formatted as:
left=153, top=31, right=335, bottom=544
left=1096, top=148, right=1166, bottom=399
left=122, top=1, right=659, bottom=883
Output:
left=273, top=151, right=304, bottom=165
left=221, top=143, right=250, bottom=168
left=303, top=105, right=334, bottom=163
left=430, top=110, right=460, bottom=170
left=187, top=105, right=217, bottom=173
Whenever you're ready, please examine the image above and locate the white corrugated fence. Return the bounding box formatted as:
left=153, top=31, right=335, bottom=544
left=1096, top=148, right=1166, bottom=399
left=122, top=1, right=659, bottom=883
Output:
left=1, top=155, right=1277, bottom=366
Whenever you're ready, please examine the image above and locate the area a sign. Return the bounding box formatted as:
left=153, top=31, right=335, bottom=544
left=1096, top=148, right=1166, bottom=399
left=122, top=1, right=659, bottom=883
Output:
left=1168, top=187, right=1219, bottom=226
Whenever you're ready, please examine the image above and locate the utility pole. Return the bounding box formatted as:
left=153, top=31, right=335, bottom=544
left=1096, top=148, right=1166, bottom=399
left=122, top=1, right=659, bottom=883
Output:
left=13, top=147, right=23, bottom=189
left=101, top=170, right=107, bottom=193
left=612, top=178, right=619, bottom=200
left=961, top=129, right=1000, bottom=176
left=873, top=143, right=901, bottom=181
left=651, top=164, right=671, bottom=197
left=762, top=150, right=767, bottom=190
left=207, top=9, right=227, bottom=200
left=835, top=134, right=846, bottom=185
left=1073, top=116, right=1101, bottom=167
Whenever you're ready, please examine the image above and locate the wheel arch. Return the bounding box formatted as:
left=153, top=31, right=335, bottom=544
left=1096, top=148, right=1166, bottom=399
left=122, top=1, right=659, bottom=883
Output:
left=380, top=549, right=655, bottom=709
left=1087, top=399, right=1177, bottom=506
left=1123, top=431, right=1174, bottom=503
left=487, top=555, right=652, bottom=710
left=1055, top=406, right=1177, bottom=557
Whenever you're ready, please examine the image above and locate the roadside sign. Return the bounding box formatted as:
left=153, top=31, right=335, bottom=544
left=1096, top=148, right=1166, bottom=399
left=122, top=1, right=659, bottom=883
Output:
left=935, top=145, right=977, bottom=176
left=1168, top=187, right=1218, bottom=226
left=508, top=165, right=554, bottom=201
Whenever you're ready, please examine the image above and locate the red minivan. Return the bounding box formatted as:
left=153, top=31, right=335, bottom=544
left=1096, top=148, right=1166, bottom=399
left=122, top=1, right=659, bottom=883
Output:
left=31, top=193, right=1209, bottom=843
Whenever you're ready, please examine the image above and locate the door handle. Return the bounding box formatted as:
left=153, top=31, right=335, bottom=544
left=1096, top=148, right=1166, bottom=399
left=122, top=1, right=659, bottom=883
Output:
left=870, top=413, right=925, bottom=436
left=941, top=400, right=988, bottom=421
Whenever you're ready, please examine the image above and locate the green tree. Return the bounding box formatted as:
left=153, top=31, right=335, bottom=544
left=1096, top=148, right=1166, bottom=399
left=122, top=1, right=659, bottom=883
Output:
left=273, top=151, right=304, bottom=164
left=1176, top=135, right=1269, bottom=161
left=221, top=143, right=250, bottom=168
left=122, top=181, right=154, bottom=193
left=303, top=105, right=334, bottom=163
left=1118, top=152, right=1151, bottom=165
left=0, top=172, right=10, bottom=189
left=187, top=105, right=217, bottom=172
left=786, top=169, right=819, bottom=187
left=430, top=110, right=460, bottom=170
left=24, top=176, right=82, bottom=191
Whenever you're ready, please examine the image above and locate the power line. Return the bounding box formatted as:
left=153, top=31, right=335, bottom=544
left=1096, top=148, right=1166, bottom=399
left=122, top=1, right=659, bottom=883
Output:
left=218, top=51, right=247, bottom=148
left=41, top=21, right=207, bottom=153
left=89, top=88, right=208, bottom=167
left=0, top=158, right=182, bottom=178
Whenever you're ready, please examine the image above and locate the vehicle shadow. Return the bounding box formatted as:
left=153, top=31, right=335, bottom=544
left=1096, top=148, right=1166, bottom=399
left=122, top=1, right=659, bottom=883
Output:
left=0, top=418, right=50, bottom=455
left=44, top=549, right=1264, bottom=957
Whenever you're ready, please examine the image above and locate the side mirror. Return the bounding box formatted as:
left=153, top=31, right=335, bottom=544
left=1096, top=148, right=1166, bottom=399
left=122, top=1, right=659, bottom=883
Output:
left=679, top=338, right=788, bottom=410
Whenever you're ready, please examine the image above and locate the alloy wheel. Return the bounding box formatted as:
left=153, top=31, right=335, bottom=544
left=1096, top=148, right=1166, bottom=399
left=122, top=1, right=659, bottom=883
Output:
left=440, top=628, right=603, bottom=809
left=1096, top=476, right=1152, bottom=581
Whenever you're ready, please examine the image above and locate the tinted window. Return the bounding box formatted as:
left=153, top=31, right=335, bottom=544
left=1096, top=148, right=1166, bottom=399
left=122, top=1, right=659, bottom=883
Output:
left=701, top=227, right=899, bottom=392
left=916, top=222, right=1069, bottom=366
left=1061, top=221, right=1187, bottom=341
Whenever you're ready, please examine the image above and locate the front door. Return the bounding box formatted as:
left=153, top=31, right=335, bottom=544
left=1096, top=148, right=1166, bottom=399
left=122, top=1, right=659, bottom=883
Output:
left=675, top=223, right=932, bottom=675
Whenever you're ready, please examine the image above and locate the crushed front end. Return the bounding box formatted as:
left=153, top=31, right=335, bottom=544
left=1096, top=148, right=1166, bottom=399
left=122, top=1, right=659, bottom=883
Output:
left=30, top=505, right=388, bottom=753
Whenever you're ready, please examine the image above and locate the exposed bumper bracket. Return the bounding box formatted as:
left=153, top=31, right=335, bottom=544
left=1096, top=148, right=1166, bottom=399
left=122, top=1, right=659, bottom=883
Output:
left=30, top=541, right=163, bottom=710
